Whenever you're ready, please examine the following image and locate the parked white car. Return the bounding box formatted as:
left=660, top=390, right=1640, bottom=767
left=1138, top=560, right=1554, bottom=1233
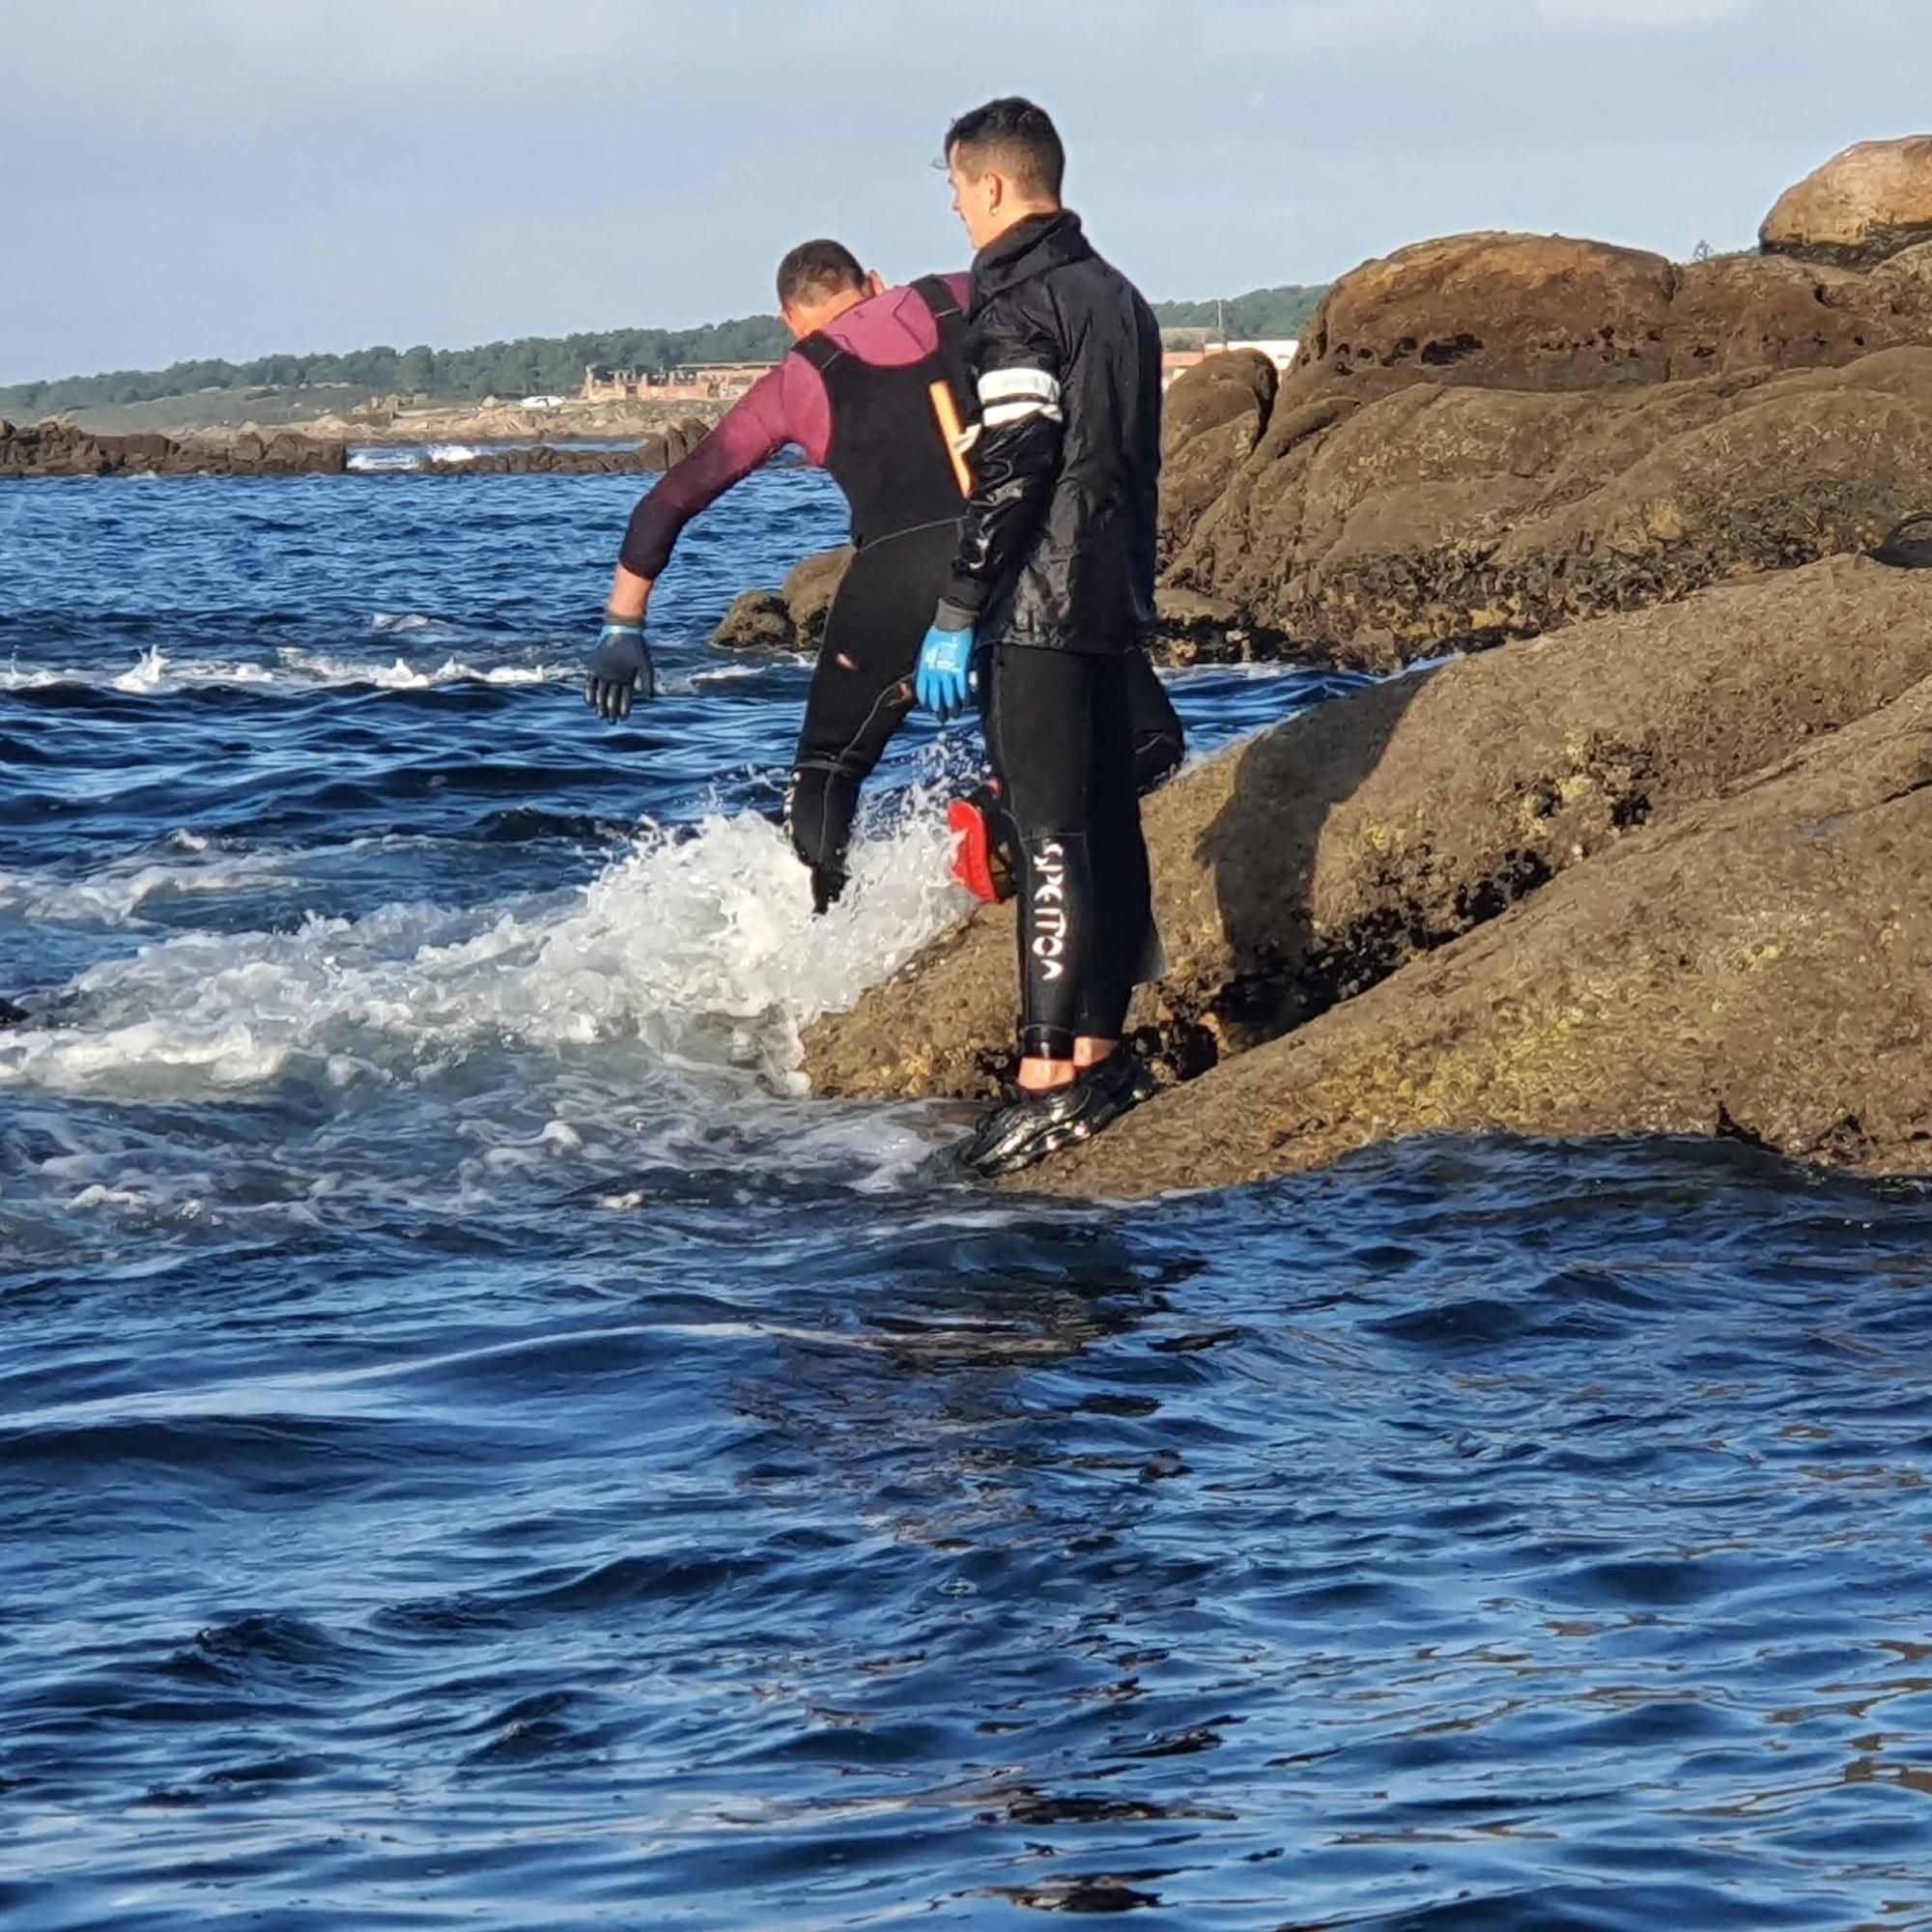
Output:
left=520, top=394, right=566, bottom=410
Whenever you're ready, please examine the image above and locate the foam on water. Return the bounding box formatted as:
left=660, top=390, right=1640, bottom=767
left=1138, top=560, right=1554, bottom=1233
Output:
left=0, top=798, right=962, bottom=1104
left=0, top=643, right=582, bottom=694
left=0, top=843, right=300, bottom=928
left=346, top=443, right=490, bottom=471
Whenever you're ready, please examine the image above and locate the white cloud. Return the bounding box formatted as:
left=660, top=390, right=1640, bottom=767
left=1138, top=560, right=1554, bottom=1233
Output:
left=1537, top=0, right=1759, bottom=22
left=1205, top=0, right=1764, bottom=55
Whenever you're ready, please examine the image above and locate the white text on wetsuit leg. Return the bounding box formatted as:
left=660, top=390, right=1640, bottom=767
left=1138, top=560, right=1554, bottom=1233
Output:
left=1032, top=840, right=1067, bottom=982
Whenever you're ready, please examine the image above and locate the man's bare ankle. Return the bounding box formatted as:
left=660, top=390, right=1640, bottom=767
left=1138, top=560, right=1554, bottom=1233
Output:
left=1017, top=1056, right=1077, bottom=1094
left=1072, top=1037, right=1117, bottom=1069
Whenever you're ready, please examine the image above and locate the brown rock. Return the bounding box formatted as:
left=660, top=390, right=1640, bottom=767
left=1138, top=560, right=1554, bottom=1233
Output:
left=1173, top=346, right=1932, bottom=668
left=1037, top=675, right=1932, bottom=1198
left=1762, top=136, right=1932, bottom=270
left=660, top=417, right=714, bottom=467
left=802, top=555, right=1932, bottom=1102
left=1284, top=233, right=1680, bottom=406
left=1160, top=349, right=1278, bottom=559
left=780, top=546, right=855, bottom=647
left=711, top=589, right=794, bottom=651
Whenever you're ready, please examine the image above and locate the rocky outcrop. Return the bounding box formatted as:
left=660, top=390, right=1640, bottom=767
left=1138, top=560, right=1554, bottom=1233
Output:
left=1151, top=216, right=1932, bottom=662
left=711, top=589, right=795, bottom=650
left=781, top=546, right=854, bottom=647
left=708, top=544, right=855, bottom=651
left=1168, top=347, right=1932, bottom=668
left=0, top=416, right=713, bottom=481
left=1159, top=350, right=1277, bottom=559
left=0, top=419, right=348, bottom=478
left=1037, top=674, right=1932, bottom=1197
left=1762, top=136, right=1932, bottom=270
left=422, top=418, right=713, bottom=474
left=802, top=555, right=1932, bottom=1102
left=1275, top=231, right=1932, bottom=417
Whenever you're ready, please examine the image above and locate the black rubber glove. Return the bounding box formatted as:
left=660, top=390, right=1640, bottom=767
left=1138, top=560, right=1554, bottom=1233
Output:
left=585, top=619, right=657, bottom=721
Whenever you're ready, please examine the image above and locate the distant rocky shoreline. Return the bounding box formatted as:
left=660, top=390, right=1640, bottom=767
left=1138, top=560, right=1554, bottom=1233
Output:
left=0, top=414, right=718, bottom=481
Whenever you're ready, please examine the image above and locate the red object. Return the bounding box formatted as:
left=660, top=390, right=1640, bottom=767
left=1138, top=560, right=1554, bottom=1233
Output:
left=949, top=794, right=1002, bottom=903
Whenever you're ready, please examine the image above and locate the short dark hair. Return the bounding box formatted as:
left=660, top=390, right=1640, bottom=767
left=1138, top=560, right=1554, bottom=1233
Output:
left=945, top=97, right=1065, bottom=202
left=776, top=240, right=866, bottom=309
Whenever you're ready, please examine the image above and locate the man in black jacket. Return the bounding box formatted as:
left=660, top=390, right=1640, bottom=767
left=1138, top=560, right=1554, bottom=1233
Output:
left=915, top=98, right=1166, bottom=1178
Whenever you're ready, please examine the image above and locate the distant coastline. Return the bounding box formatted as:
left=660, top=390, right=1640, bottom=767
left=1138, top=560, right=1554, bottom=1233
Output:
left=0, top=285, right=1330, bottom=441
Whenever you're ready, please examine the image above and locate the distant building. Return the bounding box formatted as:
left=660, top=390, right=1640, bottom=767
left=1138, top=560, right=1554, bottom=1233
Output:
left=582, top=361, right=774, bottom=405
left=1160, top=338, right=1301, bottom=390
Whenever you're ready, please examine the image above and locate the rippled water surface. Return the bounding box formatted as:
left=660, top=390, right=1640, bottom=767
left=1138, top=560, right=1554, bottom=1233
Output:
left=5, top=472, right=1932, bottom=1930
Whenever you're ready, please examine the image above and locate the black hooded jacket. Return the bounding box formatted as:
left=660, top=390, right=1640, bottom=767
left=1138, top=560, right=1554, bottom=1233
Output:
left=934, top=212, right=1163, bottom=654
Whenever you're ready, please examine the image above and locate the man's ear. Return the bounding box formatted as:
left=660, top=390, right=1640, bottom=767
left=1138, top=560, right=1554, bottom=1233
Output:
left=867, top=270, right=888, bottom=299
left=781, top=302, right=808, bottom=341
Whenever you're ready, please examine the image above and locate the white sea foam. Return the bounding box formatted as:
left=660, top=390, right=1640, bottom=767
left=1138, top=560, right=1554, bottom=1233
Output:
left=0, top=800, right=963, bottom=1103
left=347, top=443, right=487, bottom=471
left=0, top=845, right=300, bottom=928
left=0, top=647, right=580, bottom=695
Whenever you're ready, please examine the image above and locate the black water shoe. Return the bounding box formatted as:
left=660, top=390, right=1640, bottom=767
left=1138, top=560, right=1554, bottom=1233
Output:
left=1875, top=514, right=1932, bottom=570
left=956, top=1051, right=1156, bottom=1179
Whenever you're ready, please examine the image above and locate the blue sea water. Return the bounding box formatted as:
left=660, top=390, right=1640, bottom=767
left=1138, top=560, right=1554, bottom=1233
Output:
left=4, top=468, right=1932, bottom=1931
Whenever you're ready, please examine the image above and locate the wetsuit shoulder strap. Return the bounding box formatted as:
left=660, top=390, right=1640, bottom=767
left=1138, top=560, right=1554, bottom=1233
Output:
left=912, top=273, right=966, bottom=324
left=793, top=332, right=845, bottom=376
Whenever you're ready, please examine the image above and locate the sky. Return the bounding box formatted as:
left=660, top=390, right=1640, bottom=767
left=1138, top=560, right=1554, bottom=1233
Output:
left=2, top=0, right=1926, bottom=384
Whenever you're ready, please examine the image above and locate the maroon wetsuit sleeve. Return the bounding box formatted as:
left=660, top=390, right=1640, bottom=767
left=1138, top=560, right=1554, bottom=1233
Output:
left=618, top=359, right=826, bottom=580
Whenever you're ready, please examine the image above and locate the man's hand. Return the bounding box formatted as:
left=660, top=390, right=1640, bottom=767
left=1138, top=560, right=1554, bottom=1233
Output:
left=586, top=619, right=657, bottom=722
left=915, top=623, right=977, bottom=723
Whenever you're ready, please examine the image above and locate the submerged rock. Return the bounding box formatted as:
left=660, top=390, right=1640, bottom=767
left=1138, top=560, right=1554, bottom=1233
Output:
left=802, top=556, right=1932, bottom=1103
left=1762, top=135, right=1932, bottom=270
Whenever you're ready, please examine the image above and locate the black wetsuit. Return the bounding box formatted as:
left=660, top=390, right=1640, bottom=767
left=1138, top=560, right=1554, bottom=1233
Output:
left=782, top=278, right=971, bottom=910
left=937, top=213, right=1168, bottom=1060
left=623, top=270, right=1181, bottom=915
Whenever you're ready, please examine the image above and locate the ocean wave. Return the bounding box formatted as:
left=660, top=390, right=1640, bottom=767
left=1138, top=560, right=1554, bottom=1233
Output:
left=0, top=798, right=963, bottom=1103
left=0, top=840, right=301, bottom=929
left=346, top=443, right=489, bottom=472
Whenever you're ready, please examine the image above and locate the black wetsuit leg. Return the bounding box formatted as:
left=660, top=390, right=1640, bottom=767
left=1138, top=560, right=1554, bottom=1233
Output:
left=1125, top=648, right=1184, bottom=793
left=787, top=518, right=960, bottom=910
left=984, top=644, right=1155, bottom=1061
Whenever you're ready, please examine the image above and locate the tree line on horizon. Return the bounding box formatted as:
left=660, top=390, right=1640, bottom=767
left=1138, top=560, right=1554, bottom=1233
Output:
left=0, top=286, right=1329, bottom=418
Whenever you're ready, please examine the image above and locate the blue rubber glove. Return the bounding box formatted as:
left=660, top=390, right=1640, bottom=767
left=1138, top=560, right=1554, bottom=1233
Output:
left=915, top=623, right=977, bottom=724
left=585, top=619, right=656, bottom=721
